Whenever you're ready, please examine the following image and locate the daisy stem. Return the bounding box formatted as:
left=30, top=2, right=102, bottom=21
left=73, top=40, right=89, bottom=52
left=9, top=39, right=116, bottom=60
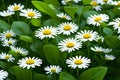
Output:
left=99, top=26, right=102, bottom=36
left=87, top=42, right=90, bottom=58
left=76, top=68, right=79, bottom=79
left=2, top=0, right=5, bottom=9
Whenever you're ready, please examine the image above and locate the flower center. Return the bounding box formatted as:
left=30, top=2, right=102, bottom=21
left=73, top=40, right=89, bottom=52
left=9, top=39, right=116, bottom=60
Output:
left=63, top=25, right=71, bottom=30
left=62, top=15, right=67, bottom=19
left=8, top=41, right=12, bottom=45
left=26, top=59, right=35, bottom=65
left=83, top=33, right=91, bottom=39
left=42, top=29, right=51, bottom=35
left=117, top=1, right=120, bottom=6
left=51, top=68, right=56, bottom=73
left=16, top=49, right=20, bottom=53
left=74, top=59, right=83, bottom=65
left=94, top=17, right=102, bottom=22
left=103, top=0, right=108, bottom=2
left=5, top=55, right=10, bottom=59
left=28, top=12, right=35, bottom=17
left=91, top=1, right=98, bottom=6
left=14, top=6, right=20, bottom=11
left=5, top=33, right=12, bottom=38
left=66, top=42, right=75, bottom=48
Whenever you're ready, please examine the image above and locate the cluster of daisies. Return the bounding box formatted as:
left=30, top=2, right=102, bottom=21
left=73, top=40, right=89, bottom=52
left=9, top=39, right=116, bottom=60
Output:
left=0, top=1, right=119, bottom=80
left=0, top=3, right=41, bottom=18
left=61, top=0, right=120, bottom=11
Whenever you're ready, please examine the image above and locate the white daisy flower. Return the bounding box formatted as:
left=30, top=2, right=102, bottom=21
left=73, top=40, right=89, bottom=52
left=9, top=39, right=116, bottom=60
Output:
left=103, top=48, right=112, bottom=53
left=90, top=46, right=104, bottom=52
left=2, top=38, right=17, bottom=47
left=87, top=14, right=109, bottom=26
left=0, top=30, right=15, bottom=41
left=58, top=22, right=78, bottom=35
left=110, top=1, right=120, bottom=6
left=35, top=26, right=58, bottom=39
left=10, top=46, right=28, bottom=55
left=105, top=54, right=116, bottom=60
left=95, top=36, right=104, bottom=42
left=8, top=3, right=24, bottom=11
left=66, top=56, right=91, bottom=69
left=100, top=0, right=113, bottom=5
left=90, top=0, right=102, bottom=11
left=0, top=10, right=14, bottom=17
left=44, top=65, right=62, bottom=75
left=0, top=53, right=15, bottom=62
left=0, top=70, right=8, bottom=80
left=74, top=0, right=81, bottom=3
left=18, top=57, right=42, bottom=69
left=58, top=38, right=82, bottom=53
left=108, top=18, right=120, bottom=33
left=20, top=9, right=41, bottom=19
left=57, top=13, right=71, bottom=20
left=76, top=30, right=99, bottom=42
left=61, top=0, right=81, bottom=5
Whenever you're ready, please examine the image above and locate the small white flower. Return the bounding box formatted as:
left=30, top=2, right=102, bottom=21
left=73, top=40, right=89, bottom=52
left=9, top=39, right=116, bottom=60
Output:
left=76, top=30, right=99, bottom=42
left=58, top=38, right=82, bottom=53
left=90, top=46, right=104, bottom=52
left=18, top=57, right=42, bottom=69
left=57, top=13, right=71, bottom=20
left=66, top=56, right=91, bottom=69
left=35, top=26, right=58, bottom=39
left=0, top=53, right=15, bottom=62
left=0, top=10, right=14, bottom=17
left=0, top=70, right=8, bottom=80
left=8, top=3, right=24, bottom=11
left=61, top=0, right=81, bottom=5
left=87, top=14, right=109, bottom=26
left=10, top=46, right=28, bottom=55
left=90, top=0, right=102, bottom=11
left=58, top=22, right=78, bottom=35
left=20, top=9, right=41, bottom=19
left=2, top=38, right=17, bottom=47
left=95, top=36, right=104, bottom=42
left=0, top=30, right=15, bottom=41
left=100, top=0, right=113, bottom=5
left=103, top=48, right=112, bottom=53
left=44, top=65, right=62, bottom=74
left=105, top=54, right=116, bottom=60
left=108, top=18, right=120, bottom=33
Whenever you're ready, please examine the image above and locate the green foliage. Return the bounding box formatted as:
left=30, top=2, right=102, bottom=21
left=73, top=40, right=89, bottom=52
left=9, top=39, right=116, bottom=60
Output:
left=103, top=27, right=113, bottom=35
left=0, top=19, right=10, bottom=32
left=33, top=74, right=48, bottom=80
left=59, top=72, right=77, bottom=80
left=104, top=36, right=120, bottom=48
left=82, top=0, right=92, bottom=5
left=10, top=66, right=32, bottom=80
left=19, top=35, right=33, bottom=43
left=43, top=19, right=59, bottom=26
left=79, top=67, right=108, bottom=80
left=31, top=18, right=41, bottom=27
left=43, top=44, right=60, bottom=64
left=32, top=1, right=57, bottom=18
left=43, top=0, right=60, bottom=6
left=11, top=21, right=30, bottom=36
left=83, top=10, right=98, bottom=18
left=64, top=6, right=79, bottom=19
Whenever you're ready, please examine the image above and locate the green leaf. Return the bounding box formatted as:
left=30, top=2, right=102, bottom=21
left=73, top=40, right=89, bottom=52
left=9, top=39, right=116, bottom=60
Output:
left=83, top=10, right=98, bottom=18
left=33, top=74, right=48, bottom=80
left=31, top=18, right=41, bottom=27
left=19, top=35, right=33, bottom=43
left=0, top=19, right=10, bottom=32
left=43, top=0, right=60, bottom=6
left=32, top=1, right=57, bottom=18
left=11, top=21, right=30, bottom=36
left=103, top=27, right=113, bottom=35
left=43, top=44, right=60, bottom=64
left=0, top=61, right=8, bottom=69
left=104, top=36, right=120, bottom=48
left=64, top=6, right=79, bottom=19
left=59, top=72, right=77, bottom=80
left=79, top=67, right=108, bottom=80
left=43, top=19, right=59, bottom=26
left=11, top=66, right=32, bottom=80
left=76, top=6, right=84, bottom=17
left=82, top=0, right=92, bottom=4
